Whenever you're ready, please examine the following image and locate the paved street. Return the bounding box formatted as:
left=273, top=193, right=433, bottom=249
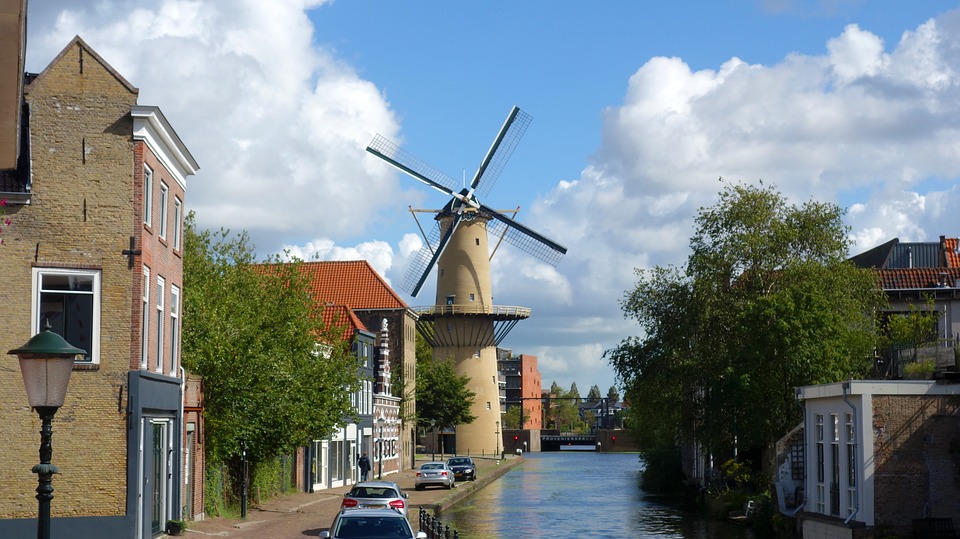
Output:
left=185, top=455, right=522, bottom=538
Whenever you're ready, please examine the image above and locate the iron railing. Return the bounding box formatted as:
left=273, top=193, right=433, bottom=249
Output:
left=418, top=508, right=460, bottom=539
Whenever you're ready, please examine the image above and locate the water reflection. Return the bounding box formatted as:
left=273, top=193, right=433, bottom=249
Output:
left=441, top=452, right=753, bottom=539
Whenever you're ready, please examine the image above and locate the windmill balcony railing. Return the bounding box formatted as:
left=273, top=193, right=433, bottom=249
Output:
left=412, top=304, right=531, bottom=317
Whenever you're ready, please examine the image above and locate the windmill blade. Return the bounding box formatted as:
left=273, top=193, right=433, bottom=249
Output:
left=402, top=213, right=464, bottom=297
left=480, top=202, right=567, bottom=267
left=367, top=134, right=459, bottom=197
left=470, top=107, right=532, bottom=198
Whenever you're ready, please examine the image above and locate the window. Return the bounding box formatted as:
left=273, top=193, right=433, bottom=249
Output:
left=830, top=414, right=840, bottom=516
left=485, top=402, right=491, bottom=410
left=170, top=285, right=180, bottom=376
left=33, top=268, right=101, bottom=364
left=143, top=165, right=153, bottom=227
left=158, top=182, right=169, bottom=240
left=815, top=413, right=825, bottom=513
left=475, top=238, right=480, bottom=246
left=156, top=276, right=165, bottom=373
left=173, top=197, right=183, bottom=250
left=142, top=267, right=150, bottom=369
left=469, top=293, right=475, bottom=301
left=845, top=413, right=857, bottom=516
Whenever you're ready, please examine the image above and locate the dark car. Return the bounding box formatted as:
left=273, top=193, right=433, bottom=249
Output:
left=340, top=481, right=408, bottom=517
left=319, top=508, right=426, bottom=539
left=445, top=456, right=476, bottom=481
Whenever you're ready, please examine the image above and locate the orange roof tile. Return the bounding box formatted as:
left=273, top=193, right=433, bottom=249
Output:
left=945, top=237, right=960, bottom=268
left=320, top=303, right=367, bottom=341
left=875, top=268, right=960, bottom=289
left=295, top=260, right=409, bottom=310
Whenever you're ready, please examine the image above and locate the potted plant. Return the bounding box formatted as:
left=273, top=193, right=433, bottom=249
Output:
left=165, top=519, right=187, bottom=536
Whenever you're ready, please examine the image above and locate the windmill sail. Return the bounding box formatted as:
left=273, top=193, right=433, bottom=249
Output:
left=366, top=105, right=567, bottom=297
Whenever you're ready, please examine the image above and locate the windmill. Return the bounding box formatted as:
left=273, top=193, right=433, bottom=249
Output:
left=366, top=106, right=566, bottom=454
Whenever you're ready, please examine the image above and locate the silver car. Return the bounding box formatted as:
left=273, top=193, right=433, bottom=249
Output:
left=414, top=462, right=455, bottom=490
left=340, top=481, right=409, bottom=517
left=319, top=508, right=426, bottom=539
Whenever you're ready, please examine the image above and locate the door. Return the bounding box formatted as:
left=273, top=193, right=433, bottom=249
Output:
left=151, top=421, right=168, bottom=535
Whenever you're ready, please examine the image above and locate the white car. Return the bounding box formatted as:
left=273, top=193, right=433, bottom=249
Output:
left=320, top=508, right=426, bottom=539
left=414, top=462, right=455, bottom=490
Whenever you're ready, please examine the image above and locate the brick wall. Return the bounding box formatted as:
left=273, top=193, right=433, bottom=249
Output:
left=0, top=39, right=139, bottom=518
left=872, top=394, right=960, bottom=535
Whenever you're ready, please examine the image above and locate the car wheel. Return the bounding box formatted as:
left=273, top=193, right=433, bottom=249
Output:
left=416, top=485, right=423, bottom=491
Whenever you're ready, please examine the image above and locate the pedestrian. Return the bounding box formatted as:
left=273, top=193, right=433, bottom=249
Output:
left=358, top=452, right=371, bottom=481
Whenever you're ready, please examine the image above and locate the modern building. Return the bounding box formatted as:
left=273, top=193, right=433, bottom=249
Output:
left=497, top=350, right=543, bottom=430
left=0, top=36, right=199, bottom=538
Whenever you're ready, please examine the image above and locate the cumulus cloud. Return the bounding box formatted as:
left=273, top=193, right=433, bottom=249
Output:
left=25, top=3, right=960, bottom=394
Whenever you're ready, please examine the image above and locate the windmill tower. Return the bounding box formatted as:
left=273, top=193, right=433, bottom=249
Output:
left=366, top=107, right=566, bottom=454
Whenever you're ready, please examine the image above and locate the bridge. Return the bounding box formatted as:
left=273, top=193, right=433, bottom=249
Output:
left=540, top=434, right=597, bottom=451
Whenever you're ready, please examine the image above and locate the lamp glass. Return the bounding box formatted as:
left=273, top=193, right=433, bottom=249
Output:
left=18, top=355, right=76, bottom=408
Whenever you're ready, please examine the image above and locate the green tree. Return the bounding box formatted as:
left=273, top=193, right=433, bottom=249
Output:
left=182, top=214, right=361, bottom=501
left=607, top=181, right=882, bottom=461
left=606, top=386, right=619, bottom=403
left=415, top=356, right=477, bottom=433
left=586, top=385, right=602, bottom=403
left=501, top=405, right=522, bottom=429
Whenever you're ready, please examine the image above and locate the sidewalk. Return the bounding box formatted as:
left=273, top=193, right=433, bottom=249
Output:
left=184, top=454, right=522, bottom=537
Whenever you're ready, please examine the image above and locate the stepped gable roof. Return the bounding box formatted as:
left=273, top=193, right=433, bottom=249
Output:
left=875, top=268, right=960, bottom=290
left=298, top=260, right=408, bottom=311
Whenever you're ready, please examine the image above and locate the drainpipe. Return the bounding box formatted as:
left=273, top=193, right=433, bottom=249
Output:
left=841, top=381, right=860, bottom=524
left=179, top=365, right=186, bottom=521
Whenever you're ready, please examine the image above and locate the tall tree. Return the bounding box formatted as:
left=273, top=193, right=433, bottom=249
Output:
left=607, top=181, right=882, bottom=459
left=415, top=356, right=477, bottom=432
left=606, top=386, right=619, bottom=403
left=587, top=385, right=602, bottom=402
left=181, top=214, right=361, bottom=473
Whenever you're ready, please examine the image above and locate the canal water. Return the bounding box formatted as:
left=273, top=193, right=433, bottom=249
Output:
left=441, top=452, right=754, bottom=538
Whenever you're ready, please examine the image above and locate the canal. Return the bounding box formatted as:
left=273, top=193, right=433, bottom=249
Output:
left=441, top=452, right=754, bottom=538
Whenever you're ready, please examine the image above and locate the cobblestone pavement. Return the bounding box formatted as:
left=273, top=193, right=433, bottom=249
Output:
left=182, top=454, right=522, bottom=538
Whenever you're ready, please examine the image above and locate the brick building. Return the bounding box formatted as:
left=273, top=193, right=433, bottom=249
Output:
left=795, top=381, right=960, bottom=538
left=0, top=37, right=199, bottom=538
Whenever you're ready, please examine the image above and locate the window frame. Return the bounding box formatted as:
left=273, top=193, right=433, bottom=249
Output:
left=32, top=267, right=102, bottom=365
left=170, top=285, right=180, bottom=376
left=173, top=197, right=183, bottom=251
left=143, top=165, right=153, bottom=227
left=156, top=276, right=165, bottom=374
left=158, top=181, right=169, bottom=240
left=142, top=266, right=150, bottom=369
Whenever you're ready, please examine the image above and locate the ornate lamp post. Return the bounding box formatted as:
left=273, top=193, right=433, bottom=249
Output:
left=377, top=416, right=385, bottom=480
left=9, top=326, right=84, bottom=539
left=430, top=419, right=436, bottom=462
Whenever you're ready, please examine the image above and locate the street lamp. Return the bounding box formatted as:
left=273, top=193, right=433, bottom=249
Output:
left=430, top=419, right=436, bottom=462
left=9, top=326, right=84, bottom=539
left=377, top=417, right=385, bottom=480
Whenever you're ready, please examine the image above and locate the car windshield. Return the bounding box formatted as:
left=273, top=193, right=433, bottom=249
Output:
left=421, top=463, right=444, bottom=470
left=448, top=458, right=469, bottom=465
left=334, top=515, right=412, bottom=538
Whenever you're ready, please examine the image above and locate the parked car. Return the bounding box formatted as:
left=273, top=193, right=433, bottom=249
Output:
left=319, top=508, right=426, bottom=539
left=446, top=456, right=477, bottom=481
left=415, top=462, right=455, bottom=490
left=340, top=481, right=409, bottom=517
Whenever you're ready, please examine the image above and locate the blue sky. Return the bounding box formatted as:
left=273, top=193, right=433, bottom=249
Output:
left=25, top=1, right=960, bottom=395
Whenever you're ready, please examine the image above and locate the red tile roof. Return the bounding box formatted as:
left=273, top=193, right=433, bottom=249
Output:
left=320, top=303, right=367, bottom=341
left=295, top=260, right=409, bottom=310
left=945, top=237, right=960, bottom=268
left=875, top=268, right=960, bottom=289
